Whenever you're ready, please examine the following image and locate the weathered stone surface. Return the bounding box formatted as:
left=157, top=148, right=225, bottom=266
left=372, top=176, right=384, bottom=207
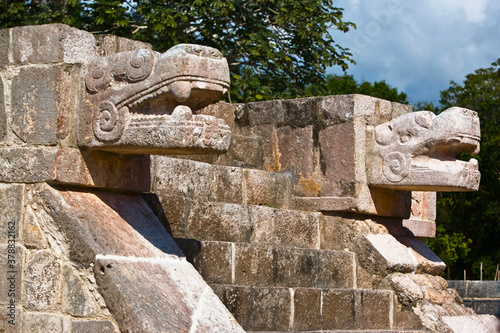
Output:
left=274, top=247, right=318, bottom=288
left=71, top=320, right=119, bottom=333
left=400, top=237, right=446, bottom=275
left=367, top=108, right=481, bottom=191
left=0, top=184, right=24, bottom=244
left=24, top=250, right=61, bottom=311
left=225, top=134, right=263, bottom=168
left=154, top=157, right=212, bottom=199
left=0, top=28, right=10, bottom=69
left=55, top=148, right=151, bottom=191
left=0, top=244, right=24, bottom=306
left=276, top=125, right=314, bottom=176
left=212, top=165, right=243, bottom=204
left=274, top=209, right=320, bottom=248
left=21, top=205, right=48, bottom=249
left=293, top=288, right=321, bottom=331
left=250, top=287, right=290, bottom=331
left=363, top=234, right=417, bottom=274
left=212, top=285, right=252, bottom=329
left=12, top=24, right=96, bottom=64
left=38, top=185, right=183, bottom=266
left=235, top=243, right=274, bottom=286
left=80, top=44, right=232, bottom=154
left=95, top=258, right=244, bottom=332
left=403, top=218, right=436, bottom=238
left=0, top=305, right=22, bottom=333
left=387, top=273, right=424, bottom=306
left=441, top=314, right=500, bottom=333
left=0, top=148, right=58, bottom=183
left=243, top=169, right=292, bottom=208
left=156, top=195, right=188, bottom=237
left=318, top=249, right=356, bottom=288
left=322, top=289, right=394, bottom=330
left=186, top=201, right=252, bottom=242
left=319, top=122, right=356, bottom=186
left=22, top=312, right=71, bottom=333
left=0, top=75, right=6, bottom=141
left=61, top=264, right=98, bottom=317
left=11, top=65, right=78, bottom=144
left=449, top=280, right=500, bottom=298
left=95, top=34, right=152, bottom=57
left=194, top=241, right=233, bottom=284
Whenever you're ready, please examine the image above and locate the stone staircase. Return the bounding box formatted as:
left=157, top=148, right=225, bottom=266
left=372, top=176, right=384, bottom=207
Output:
left=149, top=156, right=430, bottom=332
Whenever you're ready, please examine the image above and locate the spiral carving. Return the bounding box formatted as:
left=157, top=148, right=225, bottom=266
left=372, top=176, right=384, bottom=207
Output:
left=86, top=57, right=111, bottom=93
left=382, top=152, right=410, bottom=182
left=93, top=101, right=124, bottom=142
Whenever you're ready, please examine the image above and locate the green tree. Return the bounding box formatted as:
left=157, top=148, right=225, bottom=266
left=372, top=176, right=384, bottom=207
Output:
left=0, top=0, right=355, bottom=103
left=431, top=59, right=500, bottom=280
left=306, top=74, right=408, bottom=104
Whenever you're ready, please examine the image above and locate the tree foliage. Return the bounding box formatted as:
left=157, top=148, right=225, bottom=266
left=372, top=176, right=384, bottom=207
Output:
left=306, top=74, right=408, bottom=104
left=0, top=0, right=355, bottom=102
left=430, top=59, right=500, bottom=280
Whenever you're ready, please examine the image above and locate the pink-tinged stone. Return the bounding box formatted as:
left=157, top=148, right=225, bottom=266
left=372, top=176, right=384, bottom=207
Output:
left=277, top=125, right=314, bottom=176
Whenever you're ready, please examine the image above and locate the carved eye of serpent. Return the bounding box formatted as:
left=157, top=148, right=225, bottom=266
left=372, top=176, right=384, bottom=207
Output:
left=127, top=49, right=154, bottom=82
left=93, top=101, right=124, bottom=142
left=382, top=152, right=410, bottom=182
left=86, top=58, right=111, bottom=93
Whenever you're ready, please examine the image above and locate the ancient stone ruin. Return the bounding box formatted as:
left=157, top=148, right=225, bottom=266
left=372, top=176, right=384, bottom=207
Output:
left=0, top=24, right=499, bottom=332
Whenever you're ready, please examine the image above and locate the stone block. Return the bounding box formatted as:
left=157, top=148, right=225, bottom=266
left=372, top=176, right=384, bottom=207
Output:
left=249, top=287, right=291, bottom=331
left=467, top=281, right=500, bottom=298
left=94, top=258, right=244, bottom=332
left=400, top=237, right=446, bottom=275
left=249, top=205, right=277, bottom=244
left=318, top=249, right=356, bottom=288
left=0, top=184, right=24, bottom=244
left=212, top=165, right=243, bottom=204
left=441, top=314, right=500, bottom=333
left=157, top=195, right=188, bottom=237
left=61, top=264, right=97, bottom=317
left=247, top=100, right=285, bottom=126
left=293, top=288, right=321, bottom=331
left=403, top=218, right=436, bottom=238
left=71, top=320, right=119, bottom=333
left=0, top=305, right=21, bottom=332
left=276, top=125, right=314, bottom=176
left=410, top=191, right=436, bottom=220
left=154, top=157, right=212, bottom=199
left=186, top=201, right=252, bottom=242
left=0, top=75, right=6, bottom=142
left=212, top=285, right=252, bottom=329
left=363, top=234, right=417, bottom=274
left=95, top=34, right=152, bottom=56
left=12, top=24, right=96, bottom=64
left=319, top=122, right=356, bottom=183
left=468, top=299, right=500, bottom=316
left=22, top=312, right=71, bottom=333
left=282, top=97, right=320, bottom=128
left=24, top=249, right=61, bottom=311
left=226, top=134, right=263, bottom=167
left=235, top=243, right=274, bottom=286
left=0, top=28, right=10, bottom=69
left=319, top=95, right=356, bottom=126
left=355, top=289, right=394, bottom=329
left=274, top=209, right=320, bottom=248
left=39, top=186, right=183, bottom=266
left=194, top=241, right=232, bottom=284
left=54, top=148, right=151, bottom=192
left=322, top=289, right=355, bottom=329
left=0, top=244, right=24, bottom=306
left=0, top=148, right=58, bottom=183
left=11, top=65, right=78, bottom=144
left=21, top=205, right=48, bottom=249
left=243, top=169, right=292, bottom=208
left=274, top=247, right=318, bottom=288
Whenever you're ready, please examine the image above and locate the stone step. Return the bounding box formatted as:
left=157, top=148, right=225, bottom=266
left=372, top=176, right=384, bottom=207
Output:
left=176, top=240, right=356, bottom=289
left=247, top=331, right=426, bottom=333
left=211, top=285, right=396, bottom=332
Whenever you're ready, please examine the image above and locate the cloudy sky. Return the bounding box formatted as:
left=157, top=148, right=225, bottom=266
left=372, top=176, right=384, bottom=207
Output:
left=327, top=0, right=500, bottom=106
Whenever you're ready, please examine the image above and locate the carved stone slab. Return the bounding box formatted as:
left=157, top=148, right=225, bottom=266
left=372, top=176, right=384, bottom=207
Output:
left=367, top=107, right=480, bottom=191
left=79, top=45, right=232, bottom=154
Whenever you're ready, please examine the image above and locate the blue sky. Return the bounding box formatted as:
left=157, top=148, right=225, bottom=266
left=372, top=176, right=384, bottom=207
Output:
left=328, top=0, right=500, bottom=106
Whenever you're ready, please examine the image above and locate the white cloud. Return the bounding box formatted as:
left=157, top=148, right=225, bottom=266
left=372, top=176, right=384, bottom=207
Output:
left=328, top=0, right=500, bottom=104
